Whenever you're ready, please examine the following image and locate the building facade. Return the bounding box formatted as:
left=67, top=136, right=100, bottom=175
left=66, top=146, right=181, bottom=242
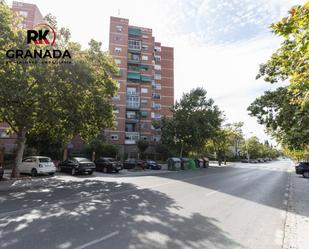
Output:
left=11, top=1, right=43, bottom=29
left=106, top=16, right=174, bottom=156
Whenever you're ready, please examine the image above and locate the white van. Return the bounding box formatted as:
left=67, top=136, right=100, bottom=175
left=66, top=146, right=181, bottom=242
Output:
left=19, top=156, right=56, bottom=177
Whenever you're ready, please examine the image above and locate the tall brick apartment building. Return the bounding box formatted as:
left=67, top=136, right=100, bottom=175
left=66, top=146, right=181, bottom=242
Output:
left=105, top=16, right=174, bottom=156
left=11, top=1, right=43, bottom=29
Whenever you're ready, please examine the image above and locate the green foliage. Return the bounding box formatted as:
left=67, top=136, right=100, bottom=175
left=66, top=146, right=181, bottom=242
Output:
left=137, top=140, right=149, bottom=158
left=250, top=2, right=309, bottom=155
left=240, top=136, right=280, bottom=159
left=205, top=122, right=244, bottom=163
left=0, top=2, right=118, bottom=176
left=26, top=132, right=63, bottom=160
left=248, top=87, right=309, bottom=150
left=83, top=135, right=118, bottom=159
left=161, top=88, right=223, bottom=156
left=256, top=2, right=309, bottom=106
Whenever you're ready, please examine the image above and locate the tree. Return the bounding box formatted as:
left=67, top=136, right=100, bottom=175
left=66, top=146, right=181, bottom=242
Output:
left=137, top=140, right=149, bottom=159
left=256, top=2, right=309, bottom=106
left=205, top=123, right=244, bottom=165
left=249, top=2, right=309, bottom=156
left=248, top=87, right=309, bottom=150
left=161, top=88, right=223, bottom=157
left=83, top=135, right=118, bottom=159
left=0, top=3, right=118, bottom=177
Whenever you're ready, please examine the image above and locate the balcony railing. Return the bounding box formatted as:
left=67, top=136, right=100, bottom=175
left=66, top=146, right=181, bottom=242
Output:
left=125, top=132, right=140, bottom=144
left=126, top=102, right=140, bottom=110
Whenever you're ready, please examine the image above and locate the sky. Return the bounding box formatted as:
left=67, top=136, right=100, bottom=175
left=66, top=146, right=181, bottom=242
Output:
left=7, top=0, right=307, bottom=144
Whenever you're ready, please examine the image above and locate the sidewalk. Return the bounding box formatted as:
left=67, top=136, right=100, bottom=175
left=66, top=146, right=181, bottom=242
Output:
left=284, top=163, right=309, bottom=249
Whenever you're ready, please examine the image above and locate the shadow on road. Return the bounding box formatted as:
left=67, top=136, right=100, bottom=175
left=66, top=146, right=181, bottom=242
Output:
left=0, top=179, right=244, bottom=249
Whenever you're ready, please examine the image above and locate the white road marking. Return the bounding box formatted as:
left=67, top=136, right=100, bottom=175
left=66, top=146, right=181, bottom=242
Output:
left=205, top=190, right=220, bottom=197
left=75, top=231, right=119, bottom=249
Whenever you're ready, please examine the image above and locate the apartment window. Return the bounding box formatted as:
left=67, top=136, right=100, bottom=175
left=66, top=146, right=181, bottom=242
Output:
left=154, top=46, right=161, bottom=52
left=153, top=103, right=161, bottom=110
left=155, top=84, right=161, bottom=90
left=128, top=40, right=141, bottom=50
left=155, top=55, right=161, bottom=61
left=115, top=59, right=121, bottom=65
left=142, top=55, right=148, bottom=61
left=140, top=123, right=148, bottom=129
left=116, top=25, right=123, bottom=32
left=155, top=74, right=161, bottom=80
left=114, top=36, right=122, bottom=42
left=0, top=129, right=9, bottom=138
left=113, top=107, right=120, bottom=114
left=142, top=35, right=149, bottom=39
left=126, top=96, right=139, bottom=108
left=111, top=134, right=119, bottom=141
left=127, top=87, right=137, bottom=95
left=112, top=95, right=120, bottom=101
left=142, top=45, right=148, bottom=51
left=141, top=99, right=148, bottom=106
left=152, top=93, right=161, bottom=99
left=114, top=47, right=122, bottom=53
left=128, top=53, right=140, bottom=62
left=140, top=136, right=148, bottom=141
left=152, top=135, right=161, bottom=142
left=141, top=88, right=148, bottom=94
left=19, top=11, right=28, bottom=17
left=154, top=64, right=161, bottom=70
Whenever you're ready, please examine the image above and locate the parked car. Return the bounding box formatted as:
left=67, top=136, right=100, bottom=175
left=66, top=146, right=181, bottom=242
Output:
left=295, top=162, right=309, bottom=178
left=146, top=160, right=161, bottom=170
left=123, top=159, right=146, bottom=169
left=19, top=156, right=56, bottom=177
left=59, top=157, right=96, bottom=175
left=95, top=157, right=123, bottom=173
left=0, top=164, right=3, bottom=180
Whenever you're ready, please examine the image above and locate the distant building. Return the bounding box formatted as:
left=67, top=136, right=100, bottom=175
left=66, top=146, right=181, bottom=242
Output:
left=11, top=1, right=43, bottom=29
left=106, top=16, right=174, bottom=156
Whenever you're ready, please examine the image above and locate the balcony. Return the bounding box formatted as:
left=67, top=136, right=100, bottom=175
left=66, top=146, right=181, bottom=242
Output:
left=141, top=75, right=151, bottom=82
left=127, top=72, right=140, bottom=80
left=126, top=102, right=140, bottom=110
left=128, top=28, right=141, bottom=37
left=126, top=91, right=139, bottom=96
left=125, top=132, right=140, bottom=144
left=126, top=117, right=139, bottom=123
left=128, top=40, right=141, bottom=51
left=140, top=111, right=149, bottom=118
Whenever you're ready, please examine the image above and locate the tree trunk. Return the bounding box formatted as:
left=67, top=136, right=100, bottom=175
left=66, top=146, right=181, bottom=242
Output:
left=11, top=129, right=26, bottom=178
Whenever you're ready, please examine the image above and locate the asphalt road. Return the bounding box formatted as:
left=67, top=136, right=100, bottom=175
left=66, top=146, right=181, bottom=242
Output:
left=0, top=159, right=293, bottom=249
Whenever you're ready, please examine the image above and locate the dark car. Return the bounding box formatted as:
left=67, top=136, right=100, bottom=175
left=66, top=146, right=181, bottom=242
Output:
left=59, top=157, right=96, bottom=175
left=0, top=164, right=3, bottom=180
left=295, top=162, right=309, bottom=178
left=146, top=160, right=161, bottom=170
left=95, top=157, right=123, bottom=173
left=123, top=159, right=146, bottom=169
